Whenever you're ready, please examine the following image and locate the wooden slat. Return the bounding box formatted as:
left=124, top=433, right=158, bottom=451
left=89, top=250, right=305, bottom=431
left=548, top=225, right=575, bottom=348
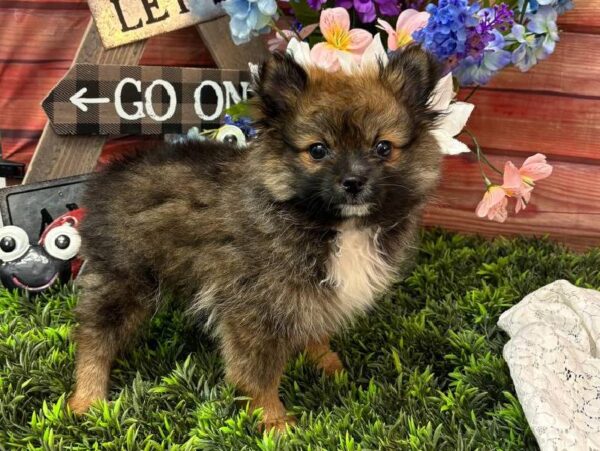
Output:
left=486, top=32, right=600, bottom=97
left=140, top=27, right=215, bottom=68
left=0, top=11, right=88, bottom=63
left=423, top=154, right=600, bottom=251
left=558, top=0, right=600, bottom=34
left=1, top=0, right=89, bottom=7
left=0, top=8, right=89, bottom=165
left=73, top=21, right=147, bottom=65
left=424, top=208, right=600, bottom=251
left=196, top=16, right=270, bottom=69
left=458, top=89, right=600, bottom=162
left=23, top=19, right=146, bottom=183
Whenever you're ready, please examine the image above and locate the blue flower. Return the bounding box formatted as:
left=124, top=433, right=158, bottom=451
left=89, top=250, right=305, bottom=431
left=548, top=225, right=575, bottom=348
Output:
left=413, top=0, right=480, bottom=62
left=454, top=30, right=512, bottom=86
left=527, top=5, right=559, bottom=56
left=508, top=6, right=558, bottom=72
left=185, top=127, right=207, bottom=142
left=518, top=0, right=573, bottom=15
left=518, top=0, right=544, bottom=13
left=508, top=24, right=539, bottom=71
left=555, top=0, right=574, bottom=15
left=224, top=114, right=256, bottom=138
left=166, top=127, right=207, bottom=144
left=216, top=0, right=277, bottom=45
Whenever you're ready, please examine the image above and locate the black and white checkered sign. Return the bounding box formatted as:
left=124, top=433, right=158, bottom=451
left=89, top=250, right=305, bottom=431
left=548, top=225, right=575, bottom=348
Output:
left=42, top=64, right=252, bottom=135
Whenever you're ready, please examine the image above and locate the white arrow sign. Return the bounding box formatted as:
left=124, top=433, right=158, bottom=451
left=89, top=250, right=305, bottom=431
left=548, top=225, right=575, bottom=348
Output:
left=69, top=88, right=111, bottom=113
left=43, top=64, right=252, bottom=135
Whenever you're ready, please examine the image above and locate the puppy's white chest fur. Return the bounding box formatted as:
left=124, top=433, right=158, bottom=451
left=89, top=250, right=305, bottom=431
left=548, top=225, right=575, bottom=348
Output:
left=325, top=225, right=395, bottom=314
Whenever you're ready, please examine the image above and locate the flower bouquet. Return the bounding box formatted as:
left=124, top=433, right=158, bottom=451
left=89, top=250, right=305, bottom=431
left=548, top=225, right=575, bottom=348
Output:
left=190, top=0, right=570, bottom=222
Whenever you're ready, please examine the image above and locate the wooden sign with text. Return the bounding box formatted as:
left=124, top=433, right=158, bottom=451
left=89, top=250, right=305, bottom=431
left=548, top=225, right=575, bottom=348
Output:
left=42, top=64, right=251, bottom=135
left=88, top=0, right=224, bottom=48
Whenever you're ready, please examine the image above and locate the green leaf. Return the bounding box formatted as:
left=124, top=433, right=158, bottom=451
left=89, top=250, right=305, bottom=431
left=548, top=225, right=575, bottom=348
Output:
left=224, top=100, right=251, bottom=121
left=289, top=0, right=320, bottom=28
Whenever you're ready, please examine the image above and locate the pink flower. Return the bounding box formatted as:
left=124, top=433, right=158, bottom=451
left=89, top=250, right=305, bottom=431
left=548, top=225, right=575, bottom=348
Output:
left=502, top=153, right=553, bottom=213
left=502, top=162, right=532, bottom=213
left=476, top=185, right=509, bottom=223
left=377, top=9, right=430, bottom=51
left=268, top=23, right=318, bottom=52
left=310, top=8, right=373, bottom=72
left=520, top=153, right=553, bottom=182
left=476, top=154, right=551, bottom=221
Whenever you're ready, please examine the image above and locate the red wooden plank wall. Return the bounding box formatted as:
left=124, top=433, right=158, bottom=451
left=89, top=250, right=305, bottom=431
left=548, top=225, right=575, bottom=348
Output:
left=422, top=2, right=600, bottom=250
left=0, top=1, right=598, bottom=249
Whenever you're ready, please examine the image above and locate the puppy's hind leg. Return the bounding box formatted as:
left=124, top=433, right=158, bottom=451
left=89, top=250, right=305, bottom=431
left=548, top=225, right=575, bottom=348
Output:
left=68, top=270, right=155, bottom=414
left=306, top=336, right=344, bottom=376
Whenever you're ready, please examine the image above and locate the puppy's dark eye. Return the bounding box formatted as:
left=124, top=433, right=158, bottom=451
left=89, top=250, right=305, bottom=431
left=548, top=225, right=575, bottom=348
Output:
left=375, top=141, right=392, bottom=158
left=308, top=143, right=329, bottom=161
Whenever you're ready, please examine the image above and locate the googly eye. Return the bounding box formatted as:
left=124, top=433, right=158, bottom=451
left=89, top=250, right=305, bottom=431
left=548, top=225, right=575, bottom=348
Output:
left=43, top=224, right=81, bottom=260
left=215, top=125, right=246, bottom=147
left=0, top=226, right=30, bottom=262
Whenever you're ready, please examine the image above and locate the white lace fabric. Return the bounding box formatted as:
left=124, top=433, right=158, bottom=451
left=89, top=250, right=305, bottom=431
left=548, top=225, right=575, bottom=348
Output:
left=498, top=280, right=600, bottom=451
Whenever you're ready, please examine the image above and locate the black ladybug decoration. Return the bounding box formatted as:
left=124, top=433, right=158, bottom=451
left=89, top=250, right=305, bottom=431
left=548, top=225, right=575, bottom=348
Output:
left=0, top=209, right=84, bottom=293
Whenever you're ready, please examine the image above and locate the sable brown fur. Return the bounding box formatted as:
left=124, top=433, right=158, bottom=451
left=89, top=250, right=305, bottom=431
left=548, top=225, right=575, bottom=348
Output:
left=69, top=46, right=443, bottom=430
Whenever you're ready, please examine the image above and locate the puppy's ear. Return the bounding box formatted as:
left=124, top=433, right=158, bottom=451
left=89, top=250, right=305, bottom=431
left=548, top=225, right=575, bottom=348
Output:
left=381, top=45, right=442, bottom=124
left=253, top=52, right=308, bottom=120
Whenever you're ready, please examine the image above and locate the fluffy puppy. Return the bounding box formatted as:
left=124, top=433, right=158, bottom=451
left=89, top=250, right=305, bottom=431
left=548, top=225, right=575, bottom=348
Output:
left=68, top=46, right=442, bottom=430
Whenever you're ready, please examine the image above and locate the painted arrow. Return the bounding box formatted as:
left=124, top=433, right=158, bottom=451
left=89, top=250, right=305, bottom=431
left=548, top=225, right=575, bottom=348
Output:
left=69, top=88, right=111, bottom=113
left=42, top=64, right=252, bottom=135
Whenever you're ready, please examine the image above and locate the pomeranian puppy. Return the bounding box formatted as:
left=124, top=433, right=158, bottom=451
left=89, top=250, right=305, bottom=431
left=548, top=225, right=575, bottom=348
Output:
left=68, top=46, right=442, bottom=430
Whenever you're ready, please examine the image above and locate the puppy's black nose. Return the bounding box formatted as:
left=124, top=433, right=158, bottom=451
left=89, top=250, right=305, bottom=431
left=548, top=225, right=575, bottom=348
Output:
left=341, top=176, right=365, bottom=195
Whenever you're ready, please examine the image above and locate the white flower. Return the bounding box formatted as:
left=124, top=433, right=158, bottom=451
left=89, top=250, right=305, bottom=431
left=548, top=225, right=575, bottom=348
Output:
left=337, top=33, right=389, bottom=73
left=248, top=63, right=260, bottom=80
left=429, top=73, right=475, bottom=155
left=430, top=73, right=454, bottom=111
left=286, top=38, right=313, bottom=68
left=358, top=33, right=389, bottom=71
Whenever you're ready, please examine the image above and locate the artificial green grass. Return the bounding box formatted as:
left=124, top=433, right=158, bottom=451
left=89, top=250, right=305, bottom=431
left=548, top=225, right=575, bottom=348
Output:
left=1, top=229, right=599, bottom=450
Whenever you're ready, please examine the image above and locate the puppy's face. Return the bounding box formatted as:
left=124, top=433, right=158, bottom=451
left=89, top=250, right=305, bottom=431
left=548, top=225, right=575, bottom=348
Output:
left=252, top=47, right=443, bottom=224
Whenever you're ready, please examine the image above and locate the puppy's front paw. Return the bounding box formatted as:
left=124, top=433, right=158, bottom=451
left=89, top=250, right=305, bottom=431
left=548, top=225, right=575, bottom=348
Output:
left=316, top=351, right=344, bottom=376
left=260, top=414, right=297, bottom=433
left=68, top=393, right=99, bottom=415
